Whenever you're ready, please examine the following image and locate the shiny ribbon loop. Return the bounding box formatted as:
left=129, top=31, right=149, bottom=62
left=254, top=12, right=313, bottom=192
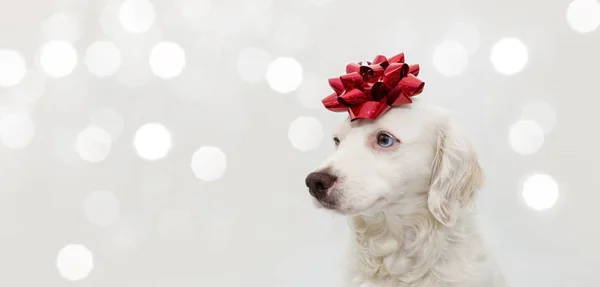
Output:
left=322, top=53, right=425, bottom=121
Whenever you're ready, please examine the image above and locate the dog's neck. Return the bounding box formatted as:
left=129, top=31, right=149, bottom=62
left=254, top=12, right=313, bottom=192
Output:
left=347, top=200, right=488, bottom=287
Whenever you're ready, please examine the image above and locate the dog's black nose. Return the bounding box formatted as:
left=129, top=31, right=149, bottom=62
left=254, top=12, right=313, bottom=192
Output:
left=305, top=172, right=337, bottom=199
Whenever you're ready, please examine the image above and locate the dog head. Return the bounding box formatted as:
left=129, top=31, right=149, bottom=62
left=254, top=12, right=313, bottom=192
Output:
left=305, top=100, right=483, bottom=226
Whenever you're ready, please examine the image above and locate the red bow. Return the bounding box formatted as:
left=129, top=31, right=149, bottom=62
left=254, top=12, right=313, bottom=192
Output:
left=321, top=53, right=425, bottom=121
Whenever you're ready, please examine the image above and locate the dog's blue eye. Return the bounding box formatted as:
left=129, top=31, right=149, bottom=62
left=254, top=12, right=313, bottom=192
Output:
left=377, top=133, right=396, bottom=147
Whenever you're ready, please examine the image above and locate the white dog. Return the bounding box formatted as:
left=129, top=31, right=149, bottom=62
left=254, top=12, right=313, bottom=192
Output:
left=306, top=99, right=504, bottom=287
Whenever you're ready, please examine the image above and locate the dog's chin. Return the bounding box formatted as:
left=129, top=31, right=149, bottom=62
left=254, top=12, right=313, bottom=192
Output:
left=312, top=196, right=386, bottom=216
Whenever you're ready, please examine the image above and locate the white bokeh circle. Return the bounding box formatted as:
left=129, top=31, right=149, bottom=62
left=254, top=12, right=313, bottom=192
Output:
left=84, top=190, right=120, bottom=227
left=5, top=70, right=46, bottom=105
left=0, top=112, right=35, bottom=149
left=522, top=174, right=560, bottom=211
left=149, top=42, right=186, bottom=79
left=237, top=47, right=272, bottom=83
left=0, top=49, right=27, bottom=87
left=288, top=116, right=324, bottom=152
left=432, top=41, right=469, bottom=77
left=119, top=0, right=156, bottom=34
left=490, top=38, right=528, bottom=75
left=76, top=126, right=112, bottom=163
left=266, top=57, right=303, bottom=93
left=509, top=120, right=544, bottom=155
left=56, top=244, right=94, bottom=281
left=566, top=0, right=600, bottom=33
left=133, top=123, right=172, bottom=161
left=191, top=146, right=227, bottom=182
left=85, top=41, right=122, bottom=77
left=520, top=101, right=557, bottom=135
left=39, top=41, right=78, bottom=78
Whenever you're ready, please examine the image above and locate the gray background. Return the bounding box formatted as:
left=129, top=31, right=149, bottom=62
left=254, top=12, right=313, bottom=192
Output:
left=1, top=0, right=599, bottom=286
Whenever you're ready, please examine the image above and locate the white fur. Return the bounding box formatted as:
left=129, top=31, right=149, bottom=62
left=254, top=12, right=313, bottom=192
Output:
left=310, top=99, right=505, bottom=287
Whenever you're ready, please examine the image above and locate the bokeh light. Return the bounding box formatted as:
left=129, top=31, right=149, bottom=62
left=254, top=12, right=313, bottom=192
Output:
left=85, top=41, right=122, bottom=77
left=444, top=22, right=480, bottom=55
left=89, top=108, right=125, bottom=141
left=0, top=49, right=27, bottom=87
left=133, top=123, right=172, bottom=161
left=509, top=120, right=545, bottom=155
left=520, top=101, right=557, bottom=135
left=490, top=38, right=528, bottom=75
left=191, top=146, right=227, bottom=182
left=149, top=42, right=186, bottom=79
left=566, top=0, right=600, bottom=33
left=237, top=46, right=272, bottom=83
left=266, top=57, right=303, bottom=93
left=175, top=0, right=212, bottom=24
left=84, top=190, right=120, bottom=227
left=119, top=0, right=156, bottom=34
left=432, top=41, right=469, bottom=77
left=56, top=244, right=94, bottom=281
left=522, top=174, right=560, bottom=211
left=39, top=41, right=78, bottom=78
left=76, top=126, right=112, bottom=163
left=288, top=116, right=324, bottom=152
left=0, top=111, right=35, bottom=149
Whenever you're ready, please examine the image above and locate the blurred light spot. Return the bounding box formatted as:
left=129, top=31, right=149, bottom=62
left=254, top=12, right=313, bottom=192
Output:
left=521, top=101, right=557, bottom=135
left=490, top=38, right=528, bottom=75
left=288, top=116, right=324, bottom=152
left=133, top=123, right=172, bottom=161
left=297, top=74, right=329, bottom=109
left=39, top=41, right=78, bottom=78
left=509, top=120, right=544, bottom=155
left=0, top=49, right=27, bottom=87
left=5, top=71, right=46, bottom=105
left=76, top=126, right=112, bottom=163
left=272, top=17, right=309, bottom=52
left=522, top=174, right=559, bottom=211
left=0, top=112, right=35, bottom=149
left=444, top=22, right=480, bottom=55
left=89, top=108, right=124, bottom=141
left=237, top=46, right=272, bottom=83
left=307, top=0, right=334, bottom=6
left=267, top=57, right=303, bottom=93
left=191, top=146, right=227, bottom=182
left=41, top=12, right=81, bottom=43
left=119, top=0, right=156, bottom=34
left=566, top=0, right=600, bottom=33
left=432, top=41, right=469, bottom=77
left=56, top=244, right=94, bottom=281
left=156, top=209, right=194, bottom=240
left=149, top=42, right=186, bottom=79
left=84, top=190, right=120, bottom=227
left=85, top=41, right=122, bottom=77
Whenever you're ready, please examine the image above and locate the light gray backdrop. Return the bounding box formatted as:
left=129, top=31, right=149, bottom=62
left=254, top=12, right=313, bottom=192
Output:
left=1, top=0, right=599, bottom=286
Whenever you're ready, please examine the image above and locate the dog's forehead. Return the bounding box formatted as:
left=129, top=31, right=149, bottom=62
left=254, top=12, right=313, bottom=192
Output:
left=335, top=101, right=444, bottom=141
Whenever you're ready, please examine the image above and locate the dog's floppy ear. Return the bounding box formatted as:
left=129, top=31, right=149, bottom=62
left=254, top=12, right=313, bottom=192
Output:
left=428, top=120, right=484, bottom=226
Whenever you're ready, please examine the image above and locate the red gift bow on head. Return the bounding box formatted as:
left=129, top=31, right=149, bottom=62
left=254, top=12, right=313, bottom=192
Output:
left=321, top=53, right=425, bottom=121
